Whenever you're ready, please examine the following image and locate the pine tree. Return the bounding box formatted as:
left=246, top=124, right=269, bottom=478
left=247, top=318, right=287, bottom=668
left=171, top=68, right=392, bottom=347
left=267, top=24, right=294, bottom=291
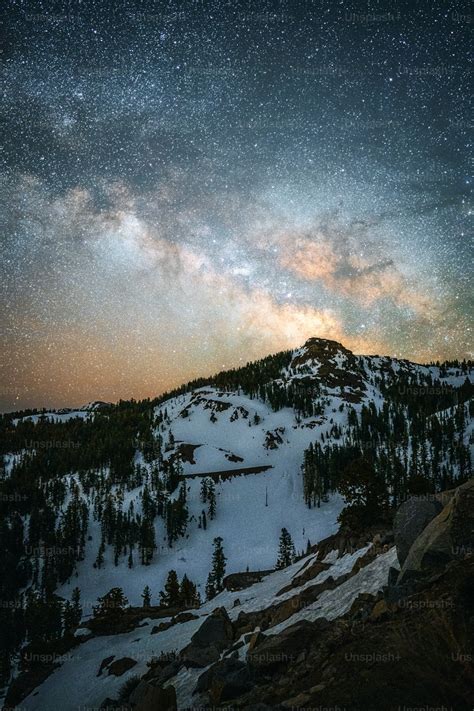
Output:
left=200, top=478, right=208, bottom=503
left=179, top=574, right=200, bottom=609
left=206, top=536, right=226, bottom=599
left=71, top=586, right=82, bottom=626
left=141, top=585, right=152, bottom=608
left=160, top=570, right=181, bottom=608
left=93, top=587, right=129, bottom=621
left=139, top=516, right=156, bottom=564
left=207, top=479, right=216, bottom=519
left=276, top=527, right=296, bottom=569
left=94, top=539, right=105, bottom=569
left=205, top=571, right=217, bottom=601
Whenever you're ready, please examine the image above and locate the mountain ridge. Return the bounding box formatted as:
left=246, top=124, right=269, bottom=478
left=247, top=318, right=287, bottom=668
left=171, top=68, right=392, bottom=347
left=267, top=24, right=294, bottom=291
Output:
left=1, top=335, right=473, bottom=709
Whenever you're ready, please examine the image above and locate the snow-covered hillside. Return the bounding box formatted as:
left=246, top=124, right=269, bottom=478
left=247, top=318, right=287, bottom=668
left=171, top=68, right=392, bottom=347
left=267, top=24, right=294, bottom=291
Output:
left=2, top=336, right=473, bottom=710
left=56, top=383, right=347, bottom=608
left=22, top=542, right=399, bottom=711
left=50, top=339, right=472, bottom=606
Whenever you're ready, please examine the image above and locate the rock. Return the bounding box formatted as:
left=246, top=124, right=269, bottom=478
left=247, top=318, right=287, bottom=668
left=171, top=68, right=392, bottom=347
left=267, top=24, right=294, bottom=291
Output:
left=151, top=620, right=173, bottom=634
left=224, top=640, right=244, bottom=656
left=247, top=630, right=266, bottom=652
left=398, top=478, right=474, bottom=584
left=233, top=598, right=241, bottom=607
left=131, top=682, right=177, bottom=711
left=107, top=657, right=137, bottom=676
left=394, top=496, right=443, bottom=567
left=182, top=607, right=234, bottom=668
left=172, top=611, right=199, bottom=624
left=276, top=560, right=331, bottom=594
left=282, top=691, right=311, bottom=706
left=184, top=645, right=222, bottom=668
left=247, top=619, right=327, bottom=675
left=309, top=682, right=326, bottom=692
left=144, top=659, right=182, bottom=685
left=387, top=566, right=399, bottom=586
left=381, top=531, right=394, bottom=546
left=223, top=571, right=273, bottom=591
left=370, top=599, right=389, bottom=621
left=190, top=607, right=233, bottom=647
left=195, top=656, right=253, bottom=703
left=97, top=655, right=114, bottom=676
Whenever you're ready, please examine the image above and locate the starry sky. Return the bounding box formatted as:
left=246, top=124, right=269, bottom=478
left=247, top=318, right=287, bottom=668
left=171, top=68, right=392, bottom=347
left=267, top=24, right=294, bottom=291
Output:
left=1, top=0, right=472, bottom=411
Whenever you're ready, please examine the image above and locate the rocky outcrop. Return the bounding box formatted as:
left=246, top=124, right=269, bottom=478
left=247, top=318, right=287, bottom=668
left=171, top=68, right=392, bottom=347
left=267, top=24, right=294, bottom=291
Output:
left=187, top=480, right=474, bottom=709
left=97, top=655, right=115, bottom=676
left=129, top=681, right=177, bottom=711
left=276, top=559, right=330, bottom=594
left=398, top=478, right=474, bottom=584
left=182, top=607, right=234, bottom=668
left=394, top=496, right=443, bottom=566
left=107, top=656, right=137, bottom=676
left=151, top=610, right=198, bottom=634
left=247, top=619, right=330, bottom=676
left=224, top=570, right=273, bottom=591
left=314, top=526, right=392, bottom=561
left=192, top=556, right=474, bottom=709
left=195, top=655, right=254, bottom=703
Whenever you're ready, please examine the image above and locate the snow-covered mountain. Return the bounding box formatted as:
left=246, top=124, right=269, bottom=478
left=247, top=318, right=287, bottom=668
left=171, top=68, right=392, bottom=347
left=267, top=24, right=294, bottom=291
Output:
left=1, top=337, right=473, bottom=710
left=44, top=338, right=469, bottom=606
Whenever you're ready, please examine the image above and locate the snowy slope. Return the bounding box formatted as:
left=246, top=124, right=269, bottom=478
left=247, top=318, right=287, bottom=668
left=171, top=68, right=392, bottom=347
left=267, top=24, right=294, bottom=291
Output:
left=13, top=338, right=474, bottom=610
left=22, top=542, right=398, bottom=711
left=7, top=337, right=472, bottom=710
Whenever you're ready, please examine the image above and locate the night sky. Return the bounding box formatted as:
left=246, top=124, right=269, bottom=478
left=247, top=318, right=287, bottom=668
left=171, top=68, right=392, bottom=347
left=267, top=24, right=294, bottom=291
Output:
left=1, top=0, right=472, bottom=411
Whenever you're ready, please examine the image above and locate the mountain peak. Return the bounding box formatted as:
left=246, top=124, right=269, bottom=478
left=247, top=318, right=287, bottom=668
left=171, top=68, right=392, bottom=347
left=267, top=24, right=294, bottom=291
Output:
left=292, top=337, right=354, bottom=369
left=302, top=336, right=353, bottom=354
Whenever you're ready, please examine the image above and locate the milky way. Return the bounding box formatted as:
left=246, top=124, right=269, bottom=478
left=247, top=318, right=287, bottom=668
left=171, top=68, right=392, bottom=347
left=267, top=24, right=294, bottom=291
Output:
left=1, top=0, right=472, bottom=410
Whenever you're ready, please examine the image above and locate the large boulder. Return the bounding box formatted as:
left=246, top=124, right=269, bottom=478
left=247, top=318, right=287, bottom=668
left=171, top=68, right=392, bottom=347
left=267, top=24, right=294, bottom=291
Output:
left=398, top=478, right=474, bottom=584
left=394, top=496, right=443, bottom=567
left=182, top=607, right=233, bottom=668
left=224, top=570, right=272, bottom=591
left=247, top=619, right=328, bottom=676
left=131, top=682, right=177, bottom=711
left=195, top=655, right=254, bottom=703
left=107, top=656, right=137, bottom=676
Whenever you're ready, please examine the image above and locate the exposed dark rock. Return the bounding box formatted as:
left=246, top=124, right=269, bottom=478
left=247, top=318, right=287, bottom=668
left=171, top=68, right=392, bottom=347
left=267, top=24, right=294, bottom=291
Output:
left=173, top=611, right=199, bottom=624
left=247, top=630, right=266, bottom=652
left=224, top=570, right=273, bottom=591
left=210, top=508, right=474, bottom=710
left=224, top=640, right=245, bottom=656
left=151, top=620, right=173, bottom=634
left=129, top=681, right=177, bottom=711
left=195, top=655, right=254, bottom=702
left=107, top=656, right=137, bottom=676
left=151, top=611, right=198, bottom=634
left=394, top=496, right=443, bottom=567
left=247, top=619, right=329, bottom=675
left=182, top=607, right=234, bottom=668
left=97, top=654, right=115, bottom=676
left=276, top=559, right=331, bottom=595
left=398, top=478, right=474, bottom=584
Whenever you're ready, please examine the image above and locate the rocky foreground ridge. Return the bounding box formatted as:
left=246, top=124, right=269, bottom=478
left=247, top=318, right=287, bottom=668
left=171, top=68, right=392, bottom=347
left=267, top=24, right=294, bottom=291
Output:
left=128, top=481, right=474, bottom=710
left=18, top=477, right=470, bottom=711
